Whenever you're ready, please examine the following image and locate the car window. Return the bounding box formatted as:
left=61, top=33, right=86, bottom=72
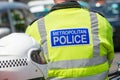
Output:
left=23, top=9, right=35, bottom=24
left=10, top=9, right=26, bottom=32
left=33, top=11, right=48, bottom=19
left=0, top=10, right=10, bottom=28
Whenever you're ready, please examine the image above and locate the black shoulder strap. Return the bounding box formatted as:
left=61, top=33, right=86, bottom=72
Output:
left=89, top=9, right=105, bottom=17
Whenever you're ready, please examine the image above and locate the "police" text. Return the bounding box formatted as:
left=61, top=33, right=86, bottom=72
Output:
left=50, top=28, right=90, bottom=47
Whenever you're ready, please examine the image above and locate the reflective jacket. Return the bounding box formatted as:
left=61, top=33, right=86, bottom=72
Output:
left=26, top=1, right=114, bottom=80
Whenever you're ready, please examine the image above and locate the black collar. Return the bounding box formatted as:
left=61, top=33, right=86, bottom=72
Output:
left=50, top=1, right=81, bottom=12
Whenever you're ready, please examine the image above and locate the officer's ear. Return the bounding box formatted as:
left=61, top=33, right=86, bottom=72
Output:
left=39, top=50, right=47, bottom=64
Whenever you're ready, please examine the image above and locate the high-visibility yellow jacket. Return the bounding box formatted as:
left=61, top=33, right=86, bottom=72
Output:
left=26, top=1, right=114, bottom=80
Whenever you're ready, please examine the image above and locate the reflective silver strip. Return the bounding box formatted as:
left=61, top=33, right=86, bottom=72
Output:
left=38, top=18, right=50, bottom=61
left=48, top=71, right=108, bottom=80
left=90, top=12, right=100, bottom=57
left=49, top=56, right=107, bottom=69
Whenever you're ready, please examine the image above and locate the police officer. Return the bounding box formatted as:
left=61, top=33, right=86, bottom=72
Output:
left=25, top=0, right=114, bottom=80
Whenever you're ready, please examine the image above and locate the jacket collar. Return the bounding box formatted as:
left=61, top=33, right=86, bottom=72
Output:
left=50, top=1, right=81, bottom=12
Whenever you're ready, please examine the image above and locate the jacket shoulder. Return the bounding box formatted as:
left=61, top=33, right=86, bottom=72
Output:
left=29, top=18, right=38, bottom=26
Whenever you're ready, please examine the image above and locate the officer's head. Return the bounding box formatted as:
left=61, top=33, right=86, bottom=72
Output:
left=54, top=0, right=77, bottom=4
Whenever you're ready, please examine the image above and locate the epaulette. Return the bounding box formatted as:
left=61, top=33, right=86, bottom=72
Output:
left=89, top=9, right=105, bottom=17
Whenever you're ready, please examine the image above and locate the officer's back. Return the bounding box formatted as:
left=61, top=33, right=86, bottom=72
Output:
left=26, top=0, right=114, bottom=80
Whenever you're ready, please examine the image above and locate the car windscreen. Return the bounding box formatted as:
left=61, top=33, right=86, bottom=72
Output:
left=104, top=3, right=120, bottom=18
left=33, top=11, right=48, bottom=19
left=0, top=9, right=10, bottom=28
left=91, top=3, right=120, bottom=19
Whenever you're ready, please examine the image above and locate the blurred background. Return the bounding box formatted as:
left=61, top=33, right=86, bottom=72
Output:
left=0, top=0, right=120, bottom=78
left=0, top=0, right=117, bottom=4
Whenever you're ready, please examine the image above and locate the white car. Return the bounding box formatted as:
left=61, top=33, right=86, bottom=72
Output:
left=0, top=33, right=47, bottom=80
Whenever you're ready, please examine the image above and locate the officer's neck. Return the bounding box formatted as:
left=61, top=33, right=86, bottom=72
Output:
left=54, top=0, right=66, bottom=4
